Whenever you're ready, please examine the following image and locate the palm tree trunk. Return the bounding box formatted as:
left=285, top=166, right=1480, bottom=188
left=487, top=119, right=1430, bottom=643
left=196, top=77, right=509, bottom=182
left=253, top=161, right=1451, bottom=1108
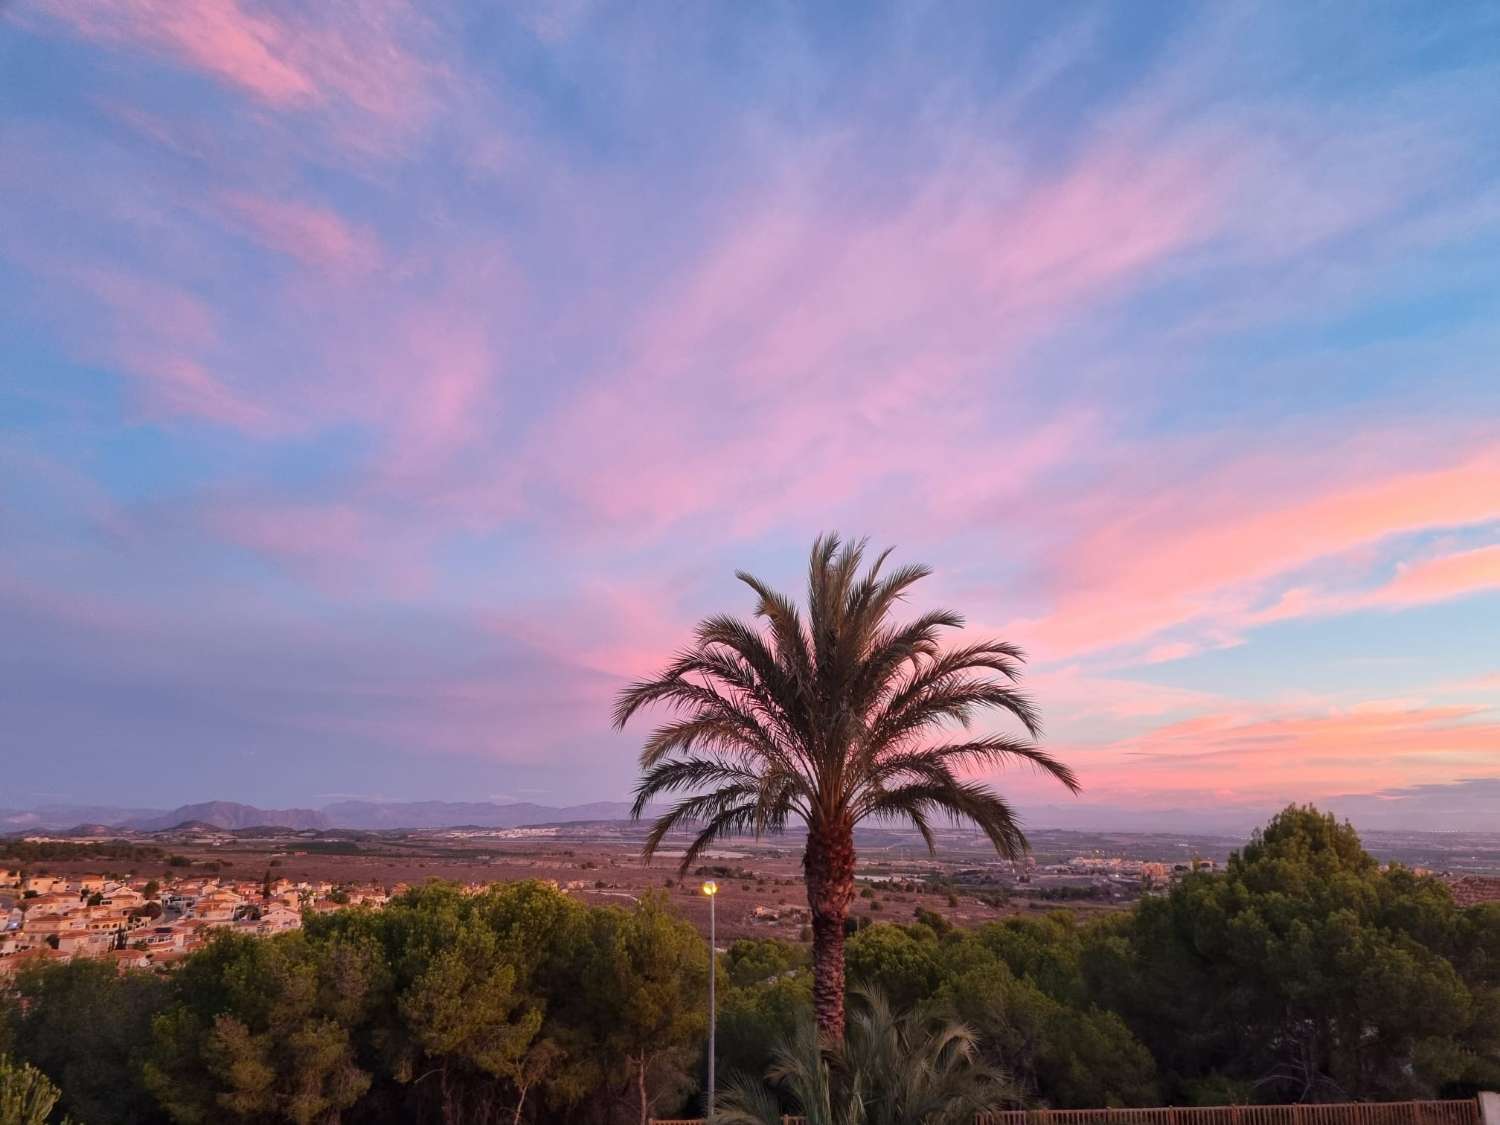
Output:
left=804, top=817, right=856, bottom=1042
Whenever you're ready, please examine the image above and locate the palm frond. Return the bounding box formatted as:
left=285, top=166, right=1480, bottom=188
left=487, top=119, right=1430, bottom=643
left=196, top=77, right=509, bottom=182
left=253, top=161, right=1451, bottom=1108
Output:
left=734, top=571, right=814, bottom=688
left=874, top=645, right=1039, bottom=736
left=636, top=785, right=760, bottom=861
left=696, top=615, right=796, bottom=702
left=867, top=680, right=1042, bottom=758
left=863, top=779, right=1030, bottom=860
left=855, top=562, right=932, bottom=634
left=872, top=737, right=1079, bottom=794
left=618, top=676, right=779, bottom=764
left=677, top=799, right=793, bottom=872
left=631, top=757, right=764, bottom=814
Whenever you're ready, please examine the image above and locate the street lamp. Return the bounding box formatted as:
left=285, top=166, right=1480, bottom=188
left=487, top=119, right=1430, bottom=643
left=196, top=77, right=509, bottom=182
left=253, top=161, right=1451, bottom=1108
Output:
left=702, top=880, right=718, bottom=1119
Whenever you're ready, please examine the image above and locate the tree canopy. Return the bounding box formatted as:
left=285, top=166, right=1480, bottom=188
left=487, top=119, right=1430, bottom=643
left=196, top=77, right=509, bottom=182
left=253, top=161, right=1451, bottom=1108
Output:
left=2, top=806, right=1497, bottom=1123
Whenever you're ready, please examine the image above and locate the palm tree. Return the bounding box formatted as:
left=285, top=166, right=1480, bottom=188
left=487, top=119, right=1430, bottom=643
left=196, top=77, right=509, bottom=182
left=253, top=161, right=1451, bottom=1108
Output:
left=614, top=535, right=1079, bottom=1040
left=715, top=987, right=1016, bottom=1125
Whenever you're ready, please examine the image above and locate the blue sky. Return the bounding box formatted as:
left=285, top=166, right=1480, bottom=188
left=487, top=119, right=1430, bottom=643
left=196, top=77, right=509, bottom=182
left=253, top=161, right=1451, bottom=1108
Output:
left=1, top=2, right=1497, bottom=826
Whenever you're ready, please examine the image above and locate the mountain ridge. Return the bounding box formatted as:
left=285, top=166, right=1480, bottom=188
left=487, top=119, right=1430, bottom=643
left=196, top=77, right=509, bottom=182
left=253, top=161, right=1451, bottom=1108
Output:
left=0, top=798, right=640, bottom=833
left=7, top=785, right=1497, bottom=835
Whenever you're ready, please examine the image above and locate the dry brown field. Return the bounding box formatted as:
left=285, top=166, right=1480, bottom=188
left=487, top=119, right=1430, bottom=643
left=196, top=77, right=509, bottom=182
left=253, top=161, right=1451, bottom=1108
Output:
left=17, top=835, right=1126, bottom=943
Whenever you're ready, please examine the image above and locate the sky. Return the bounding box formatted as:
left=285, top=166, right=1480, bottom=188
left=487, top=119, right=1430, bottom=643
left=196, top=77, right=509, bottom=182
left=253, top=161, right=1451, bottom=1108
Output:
left=1, top=2, right=1498, bottom=829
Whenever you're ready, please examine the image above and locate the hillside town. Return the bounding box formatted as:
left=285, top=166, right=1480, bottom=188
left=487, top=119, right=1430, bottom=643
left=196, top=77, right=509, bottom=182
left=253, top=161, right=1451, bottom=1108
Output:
left=0, top=867, right=395, bottom=976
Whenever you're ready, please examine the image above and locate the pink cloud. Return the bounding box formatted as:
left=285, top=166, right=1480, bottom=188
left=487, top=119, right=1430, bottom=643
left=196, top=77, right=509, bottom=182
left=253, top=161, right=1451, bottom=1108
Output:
left=1369, top=543, right=1500, bottom=608
left=5, top=141, right=490, bottom=444
left=630, top=143, right=1210, bottom=400
left=64, top=266, right=271, bottom=430
left=28, top=0, right=445, bottom=151
left=16, top=138, right=507, bottom=478
left=1250, top=542, right=1500, bottom=626
left=117, top=352, right=271, bottom=431
left=514, top=134, right=1218, bottom=540
left=32, top=0, right=315, bottom=104
left=1013, top=441, right=1500, bottom=660
left=257, top=256, right=511, bottom=490
left=1435, top=673, right=1500, bottom=694
left=485, top=579, right=698, bottom=682
left=209, top=500, right=367, bottom=562
left=1028, top=665, right=1224, bottom=725
left=1018, top=702, right=1500, bottom=806
left=1140, top=639, right=1224, bottom=665
left=219, top=192, right=380, bottom=272
left=182, top=263, right=511, bottom=590
left=377, top=306, right=496, bottom=479
left=202, top=497, right=444, bottom=596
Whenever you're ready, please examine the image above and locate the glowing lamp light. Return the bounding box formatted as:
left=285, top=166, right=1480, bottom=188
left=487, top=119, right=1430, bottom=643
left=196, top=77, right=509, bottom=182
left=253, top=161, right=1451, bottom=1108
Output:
left=702, top=878, right=719, bottom=1114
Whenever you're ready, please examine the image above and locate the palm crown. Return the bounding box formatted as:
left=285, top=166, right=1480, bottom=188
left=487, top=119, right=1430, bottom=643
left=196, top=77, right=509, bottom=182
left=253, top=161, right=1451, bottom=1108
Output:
left=614, top=534, right=1079, bottom=1039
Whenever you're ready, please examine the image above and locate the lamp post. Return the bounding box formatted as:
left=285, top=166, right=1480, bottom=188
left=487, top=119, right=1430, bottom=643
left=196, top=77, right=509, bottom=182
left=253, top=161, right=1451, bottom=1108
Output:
left=702, top=879, right=718, bottom=1119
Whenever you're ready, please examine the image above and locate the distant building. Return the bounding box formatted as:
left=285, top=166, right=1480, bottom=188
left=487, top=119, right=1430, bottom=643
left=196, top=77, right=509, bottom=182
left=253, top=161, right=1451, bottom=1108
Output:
left=102, top=887, right=146, bottom=910
left=0, top=948, right=66, bottom=977
left=258, top=906, right=302, bottom=934
left=192, top=890, right=244, bottom=922
left=105, top=948, right=153, bottom=971
left=1140, top=862, right=1170, bottom=887
left=1445, top=875, right=1500, bottom=907
left=21, top=913, right=75, bottom=935
left=54, top=930, right=110, bottom=957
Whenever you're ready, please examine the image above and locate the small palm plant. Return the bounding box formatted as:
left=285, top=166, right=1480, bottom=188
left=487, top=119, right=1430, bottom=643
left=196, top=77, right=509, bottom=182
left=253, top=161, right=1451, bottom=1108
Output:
left=0, top=1054, right=67, bottom=1125
left=615, top=535, right=1079, bottom=1039
left=715, top=988, right=1014, bottom=1125
left=714, top=1019, right=860, bottom=1125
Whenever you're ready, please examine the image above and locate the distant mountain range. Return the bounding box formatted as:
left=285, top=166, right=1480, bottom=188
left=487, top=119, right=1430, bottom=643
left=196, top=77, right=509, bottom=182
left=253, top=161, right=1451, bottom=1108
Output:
left=6, top=780, right=1498, bottom=836
left=0, top=798, right=640, bottom=833
left=319, top=799, right=637, bottom=829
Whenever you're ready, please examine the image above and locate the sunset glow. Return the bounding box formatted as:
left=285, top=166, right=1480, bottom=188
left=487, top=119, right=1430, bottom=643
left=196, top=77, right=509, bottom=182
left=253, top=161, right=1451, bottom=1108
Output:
left=2, top=3, right=1497, bottom=828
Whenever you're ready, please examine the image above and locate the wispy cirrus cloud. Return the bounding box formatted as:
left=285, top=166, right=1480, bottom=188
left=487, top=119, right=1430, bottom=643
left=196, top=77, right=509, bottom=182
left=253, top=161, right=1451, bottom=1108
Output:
left=2, top=3, right=1498, bottom=814
left=218, top=191, right=381, bottom=273
left=1255, top=542, right=1500, bottom=626
left=513, top=130, right=1219, bottom=540
left=24, top=0, right=448, bottom=150
left=31, top=0, right=315, bottom=104
left=1026, top=702, right=1500, bottom=807
left=63, top=264, right=272, bottom=430
left=1007, top=440, right=1500, bottom=662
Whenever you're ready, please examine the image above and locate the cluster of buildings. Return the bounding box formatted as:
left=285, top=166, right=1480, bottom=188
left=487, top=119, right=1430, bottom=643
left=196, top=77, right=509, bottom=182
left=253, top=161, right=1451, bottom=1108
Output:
left=1444, top=874, right=1500, bottom=907
left=0, top=868, right=395, bottom=977
left=932, top=854, right=1222, bottom=902
left=1059, top=855, right=1218, bottom=887
left=434, top=826, right=562, bottom=840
